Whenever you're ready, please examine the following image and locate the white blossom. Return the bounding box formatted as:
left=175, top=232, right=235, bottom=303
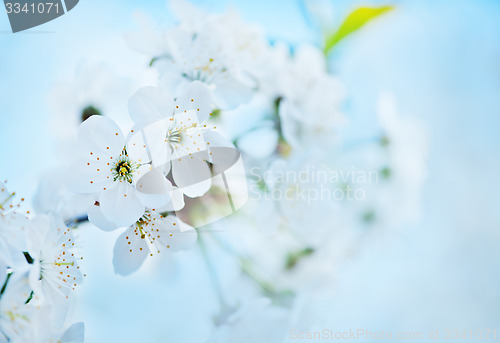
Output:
left=278, top=45, right=346, bottom=150
left=70, top=115, right=173, bottom=228
left=125, top=2, right=260, bottom=110
left=128, top=82, right=234, bottom=198
left=25, top=215, right=82, bottom=313
left=112, top=211, right=197, bottom=276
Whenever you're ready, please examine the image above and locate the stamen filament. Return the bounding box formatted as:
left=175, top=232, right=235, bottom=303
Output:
left=0, top=192, right=15, bottom=209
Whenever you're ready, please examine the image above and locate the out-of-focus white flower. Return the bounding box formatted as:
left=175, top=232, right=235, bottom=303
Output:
left=21, top=318, right=85, bottom=343
left=207, top=298, right=290, bottom=343
left=0, top=216, right=28, bottom=270
left=278, top=45, right=346, bottom=150
left=33, top=169, right=92, bottom=223
left=377, top=91, right=429, bottom=199
left=0, top=271, right=84, bottom=343
left=169, top=0, right=270, bottom=72
left=159, top=26, right=255, bottom=110
left=111, top=211, right=197, bottom=276
left=0, top=273, right=33, bottom=341
left=371, top=91, right=429, bottom=226
left=70, top=115, right=173, bottom=228
left=237, top=125, right=280, bottom=160
left=257, top=152, right=343, bottom=246
left=125, top=2, right=260, bottom=110
left=48, top=62, right=148, bottom=160
left=337, top=91, right=429, bottom=230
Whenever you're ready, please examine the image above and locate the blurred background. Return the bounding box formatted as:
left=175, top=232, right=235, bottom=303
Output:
left=1, top=0, right=499, bottom=342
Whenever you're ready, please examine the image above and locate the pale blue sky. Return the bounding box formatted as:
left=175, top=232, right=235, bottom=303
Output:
left=1, top=1, right=500, bottom=342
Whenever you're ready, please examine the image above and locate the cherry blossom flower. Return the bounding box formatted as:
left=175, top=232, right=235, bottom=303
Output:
left=0, top=271, right=84, bottom=342
left=128, top=81, right=234, bottom=198
left=277, top=45, right=346, bottom=150
left=125, top=3, right=257, bottom=110
left=71, top=115, right=173, bottom=228
left=0, top=273, right=33, bottom=341
left=112, top=211, right=197, bottom=276
left=24, top=215, right=83, bottom=322
left=47, top=62, right=149, bottom=161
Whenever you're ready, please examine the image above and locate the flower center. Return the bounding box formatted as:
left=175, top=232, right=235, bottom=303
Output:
left=116, top=161, right=131, bottom=176
left=112, top=154, right=137, bottom=183
left=166, top=123, right=198, bottom=145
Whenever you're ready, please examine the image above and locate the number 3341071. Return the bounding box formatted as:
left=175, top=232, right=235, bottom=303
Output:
left=5, top=2, right=60, bottom=14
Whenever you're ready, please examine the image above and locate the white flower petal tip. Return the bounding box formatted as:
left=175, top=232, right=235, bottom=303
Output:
left=87, top=203, right=120, bottom=231
left=172, top=155, right=212, bottom=198
left=77, top=115, right=125, bottom=157
left=128, top=86, right=175, bottom=124
left=99, top=183, right=145, bottom=228
left=212, top=74, right=255, bottom=111
left=61, top=322, right=85, bottom=343
left=113, top=226, right=149, bottom=276
left=175, top=80, right=215, bottom=122
left=169, top=147, right=248, bottom=229
left=157, top=215, right=197, bottom=249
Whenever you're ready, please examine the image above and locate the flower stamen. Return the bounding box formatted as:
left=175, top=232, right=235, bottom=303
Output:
left=112, top=149, right=139, bottom=183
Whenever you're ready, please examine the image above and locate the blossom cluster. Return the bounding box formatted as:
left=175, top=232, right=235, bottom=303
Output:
left=0, top=182, right=84, bottom=342
left=1, top=0, right=428, bottom=341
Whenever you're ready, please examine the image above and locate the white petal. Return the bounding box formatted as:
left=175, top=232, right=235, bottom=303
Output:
left=28, top=260, right=44, bottom=303
left=126, top=127, right=152, bottom=166
left=203, top=130, right=240, bottom=171
left=61, top=322, right=85, bottom=343
left=237, top=126, right=278, bottom=159
left=77, top=115, right=124, bottom=157
left=159, top=70, right=189, bottom=96
left=159, top=186, right=185, bottom=212
left=0, top=258, right=6, bottom=287
left=132, top=164, right=153, bottom=185
left=0, top=212, right=30, bottom=252
left=113, top=226, right=149, bottom=276
left=87, top=203, right=120, bottom=231
left=128, top=86, right=174, bottom=124
left=212, top=74, right=254, bottom=110
left=295, top=44, right=327, bottom=77
left=174, top=81, right=214, bottom=122
left=135, top=167, right=172, bottom=208
left=139, top=117, right=173, bottom=167
left=156, top=215, right=197, bottom=250
left=69, top=159, right=114, bottom=194
left=278, top=99, right=301, bottom=148
left=99, top=183, right=145, bottom=227
left=172, top=155, right=212, bottom=197
left=124, top=11, right=167, bottom=56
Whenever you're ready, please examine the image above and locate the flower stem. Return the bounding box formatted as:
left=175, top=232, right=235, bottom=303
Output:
left=207, top=231, right=281, bottom=297
left=197, top=230, right=230, bottom=315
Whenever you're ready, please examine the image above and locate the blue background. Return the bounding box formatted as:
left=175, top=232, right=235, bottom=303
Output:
left=1, top=0, right=500, bottom=342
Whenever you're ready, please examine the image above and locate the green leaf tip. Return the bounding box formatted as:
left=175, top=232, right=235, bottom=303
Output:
left=324, top=5, right=395, bottom=54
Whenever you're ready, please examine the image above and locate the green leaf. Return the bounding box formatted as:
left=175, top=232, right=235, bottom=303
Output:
left=324, top=5, right=395, bottom=54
